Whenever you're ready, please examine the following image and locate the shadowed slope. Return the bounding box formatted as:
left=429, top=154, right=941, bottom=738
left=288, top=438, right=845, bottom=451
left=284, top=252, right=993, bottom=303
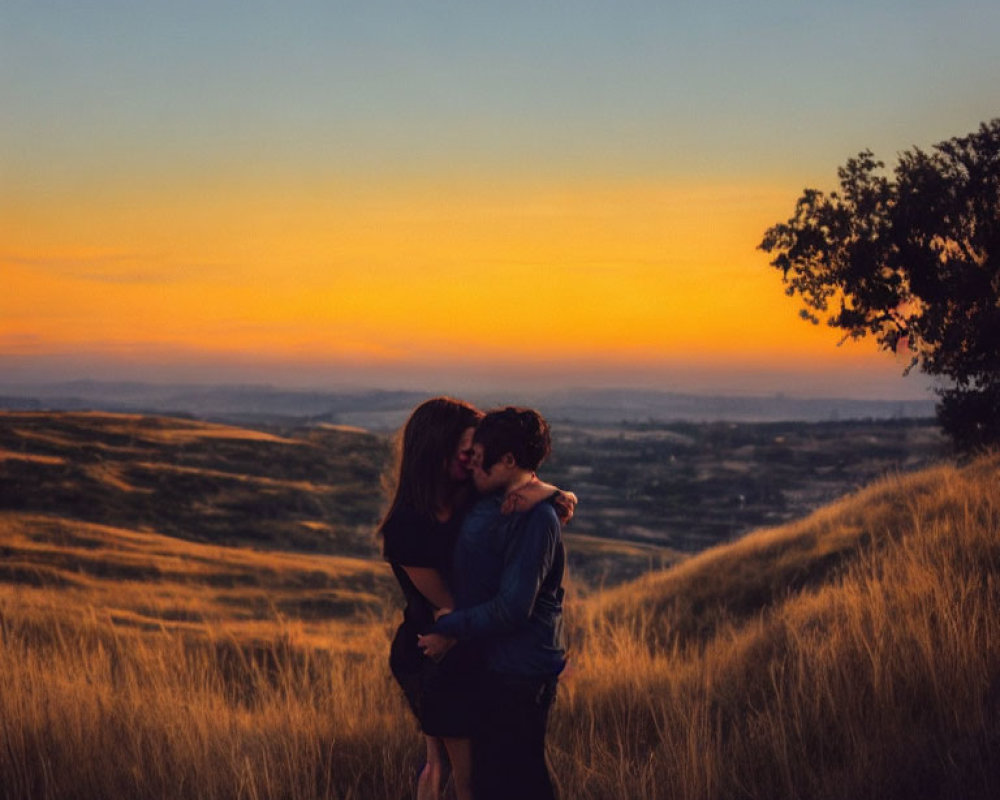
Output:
left=558, top=453, right=1000, bottom=799
left=0, top=411, right=390, bottom=554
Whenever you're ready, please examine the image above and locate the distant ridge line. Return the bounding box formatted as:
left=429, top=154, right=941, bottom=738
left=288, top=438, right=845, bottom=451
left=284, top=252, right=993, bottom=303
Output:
left=0, top=380, right=936, bottom=428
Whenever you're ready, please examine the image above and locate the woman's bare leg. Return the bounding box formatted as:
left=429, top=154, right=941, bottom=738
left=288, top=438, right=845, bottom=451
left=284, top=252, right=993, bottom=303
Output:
left=442, top=737, right=473, bottom=800
left=417, top=735, right=446, bottom=800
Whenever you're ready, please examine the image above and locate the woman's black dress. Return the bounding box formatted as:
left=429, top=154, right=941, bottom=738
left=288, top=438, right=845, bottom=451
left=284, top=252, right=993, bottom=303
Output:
left=382, top=504, right=480, bottom=738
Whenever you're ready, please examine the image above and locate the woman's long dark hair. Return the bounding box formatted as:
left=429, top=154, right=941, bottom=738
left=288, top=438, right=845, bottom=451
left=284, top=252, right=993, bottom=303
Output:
left=378, top=396, right=483, bottom=535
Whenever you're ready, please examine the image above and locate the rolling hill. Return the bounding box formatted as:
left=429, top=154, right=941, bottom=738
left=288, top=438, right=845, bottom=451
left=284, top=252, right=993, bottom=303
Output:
left=0, top=411, right=390, bottom=555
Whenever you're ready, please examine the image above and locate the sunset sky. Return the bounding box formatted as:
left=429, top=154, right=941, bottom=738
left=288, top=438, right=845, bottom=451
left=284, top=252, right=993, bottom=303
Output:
left=3, top=1, right=998, bottom=397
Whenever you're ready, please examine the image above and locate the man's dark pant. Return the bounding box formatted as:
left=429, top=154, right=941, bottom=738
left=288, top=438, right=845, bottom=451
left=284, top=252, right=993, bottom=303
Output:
left=473, top=671, right=559, bottom=800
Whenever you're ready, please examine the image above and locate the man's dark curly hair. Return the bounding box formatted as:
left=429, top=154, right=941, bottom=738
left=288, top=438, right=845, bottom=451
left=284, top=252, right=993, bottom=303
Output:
left=474, top=406, right=551, bottom=472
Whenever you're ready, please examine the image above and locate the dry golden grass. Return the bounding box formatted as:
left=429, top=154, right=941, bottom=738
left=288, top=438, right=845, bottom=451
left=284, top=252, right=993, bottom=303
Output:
left=554, top=453, right=1000, bottom=799
left=0, top=513, right=395, bottom=648
left=0, top=594, right=415, bottom=800
left=1, top=454, right=998, bottom=798
left=0, top=513, right=414, bottom=799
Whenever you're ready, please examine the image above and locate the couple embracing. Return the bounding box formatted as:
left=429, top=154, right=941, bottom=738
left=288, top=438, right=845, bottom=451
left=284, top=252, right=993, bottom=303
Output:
left=379, top=398, right=573, bottom=800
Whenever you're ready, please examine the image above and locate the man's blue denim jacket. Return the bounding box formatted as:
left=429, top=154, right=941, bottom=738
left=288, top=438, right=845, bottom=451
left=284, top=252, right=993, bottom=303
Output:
left=430, top=492, right=566, bottom=678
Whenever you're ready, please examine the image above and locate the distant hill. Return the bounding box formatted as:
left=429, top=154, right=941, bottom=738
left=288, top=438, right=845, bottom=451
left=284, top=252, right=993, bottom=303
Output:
left=0, top=380, right=428, bottom=428
left=529, top=385, right=936, bottom=424
left=0, top=379, right=936, bottom=427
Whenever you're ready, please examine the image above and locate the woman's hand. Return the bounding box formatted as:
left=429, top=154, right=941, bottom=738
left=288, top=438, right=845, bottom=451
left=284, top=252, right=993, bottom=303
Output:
left=417, top=632, right=456, bottom=661
left=433, top=606, right=453, bottom=621
left=550, top=489, right=578, bottom=524
left=503, top=477, right=577, bottom=524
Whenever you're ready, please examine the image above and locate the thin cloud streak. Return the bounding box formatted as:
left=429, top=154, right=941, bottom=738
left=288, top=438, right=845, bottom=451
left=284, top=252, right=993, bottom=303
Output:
left=4, top=253, right=234, bottom=285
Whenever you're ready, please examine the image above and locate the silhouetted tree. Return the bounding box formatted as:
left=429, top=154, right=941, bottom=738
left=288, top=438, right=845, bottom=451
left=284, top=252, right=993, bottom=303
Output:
left=759, top=119, right=1000, bottom=451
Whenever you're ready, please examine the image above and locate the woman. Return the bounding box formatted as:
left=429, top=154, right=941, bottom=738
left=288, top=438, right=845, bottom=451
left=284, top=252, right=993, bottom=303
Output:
left=379, top=397, right=573, bottom=800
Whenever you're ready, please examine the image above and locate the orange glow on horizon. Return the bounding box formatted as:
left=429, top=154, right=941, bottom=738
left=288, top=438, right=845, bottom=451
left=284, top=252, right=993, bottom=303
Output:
left=2, top=174, right=886, bottom=374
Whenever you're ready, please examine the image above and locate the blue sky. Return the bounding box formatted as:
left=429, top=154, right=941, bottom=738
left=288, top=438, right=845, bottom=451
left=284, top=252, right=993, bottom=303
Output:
left=2, top=1, right=998, bottom=397
left=6, top=0, right=997, bottom=181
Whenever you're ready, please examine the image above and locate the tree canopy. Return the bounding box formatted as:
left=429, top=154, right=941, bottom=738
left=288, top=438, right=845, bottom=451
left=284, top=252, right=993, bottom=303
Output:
left=759, top=119, right=1000, bottom=450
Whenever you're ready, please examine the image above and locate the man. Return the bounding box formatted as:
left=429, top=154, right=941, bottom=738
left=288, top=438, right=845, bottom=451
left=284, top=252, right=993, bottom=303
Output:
left=418, top=406, right=566, bottom=800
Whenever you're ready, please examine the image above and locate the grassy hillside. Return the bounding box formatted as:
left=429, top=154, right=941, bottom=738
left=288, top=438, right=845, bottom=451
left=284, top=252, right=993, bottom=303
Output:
left=0, top=512, right=396, bottom=643
left=0, top=411, right=389, bottom=555
left=558, top=452, right=1000, bottom=799
left=1, top=442, right=997, bottom=797
left=0, top=508, right=414, bottom=800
